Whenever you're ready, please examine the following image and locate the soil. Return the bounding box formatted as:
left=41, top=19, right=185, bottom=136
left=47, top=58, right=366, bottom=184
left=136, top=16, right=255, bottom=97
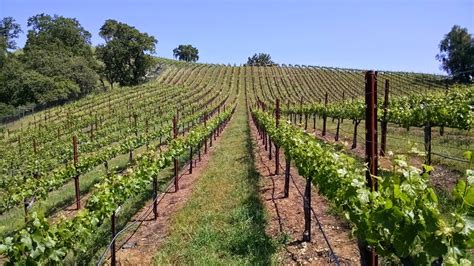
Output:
left=249, top=118, right=360, bottom=265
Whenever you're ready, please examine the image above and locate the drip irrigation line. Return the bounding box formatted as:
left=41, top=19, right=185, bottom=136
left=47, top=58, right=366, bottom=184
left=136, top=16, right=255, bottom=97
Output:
left=431, top=152, right=471, bottom=163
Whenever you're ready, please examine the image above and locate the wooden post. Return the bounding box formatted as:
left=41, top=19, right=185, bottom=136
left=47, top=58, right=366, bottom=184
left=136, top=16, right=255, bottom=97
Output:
left=284, top=158, right=290, bottom=198
left=111, top=211, right=117, bottom=266
left=362, top=70, right=378, bottom=265
left=424, top=124, right=432, bottom=165
left=153, top=177, right=158, bottom=220
left=275, top=99, right=280, bottom=175
left=189, top=147, right=193, bottom=174
left=380, top=79, right=389, bottom=156
left=299, top=97, right=303, bottom=124
left=268, top=136, right=272, bottom=160
left=322, top=92, right=329, bottom=136
left=313, top=114, right=316, bottom=130
left=173, top=116, right=179, bottom=192
left=204, top=115, right=208, bottom=154
left=302, top=176, right=312, bottom=242
left=73, top=136, right=80, bottom=210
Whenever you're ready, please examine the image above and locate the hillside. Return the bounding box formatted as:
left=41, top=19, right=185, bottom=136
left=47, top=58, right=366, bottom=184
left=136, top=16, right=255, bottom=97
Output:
left=0, top=60, right=473, bottom=265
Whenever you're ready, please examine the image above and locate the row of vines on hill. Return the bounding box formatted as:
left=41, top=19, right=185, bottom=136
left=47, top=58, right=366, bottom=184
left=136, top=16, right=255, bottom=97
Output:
left=0, top=64, right=243, bottom=263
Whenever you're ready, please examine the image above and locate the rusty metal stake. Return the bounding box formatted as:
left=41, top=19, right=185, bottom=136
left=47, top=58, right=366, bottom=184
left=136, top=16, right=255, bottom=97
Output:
left=284, top=158, right=290, bottom=198
left=111, top=211, right=117, bottom=266
left=153, top=177, right=158, bottom=220
left=73, top=136, right=80, bottom=210
left=364, top=70, right=378, bottom=265
left=380, top=80, right=389, bottom=156
left=322, top=92, right=328, bottom=136
left=275, top=99, right=280, bottom=175
left=189, top=147, right=193, bottom=174
left=302, top=177, right=312, bottom=242
left=173, top=116, right=179, bottom=192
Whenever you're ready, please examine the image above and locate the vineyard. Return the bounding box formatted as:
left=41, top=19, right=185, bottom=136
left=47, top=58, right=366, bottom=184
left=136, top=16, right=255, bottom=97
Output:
left=0, top=61, right=473, bottom=265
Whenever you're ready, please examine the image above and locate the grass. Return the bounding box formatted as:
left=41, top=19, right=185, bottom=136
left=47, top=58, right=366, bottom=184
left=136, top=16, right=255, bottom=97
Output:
left=300, top=115, right=472, bottom=173
left=154, top=96, right=277, bottom=265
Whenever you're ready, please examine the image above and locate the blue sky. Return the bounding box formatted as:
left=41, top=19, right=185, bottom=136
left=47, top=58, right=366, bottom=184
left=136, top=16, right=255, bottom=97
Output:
left=1, top=0, right=473, bottom=74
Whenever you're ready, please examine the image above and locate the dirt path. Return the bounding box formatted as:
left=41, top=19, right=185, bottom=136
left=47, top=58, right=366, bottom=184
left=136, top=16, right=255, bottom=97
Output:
left=249, top=117, right=360, bottom=265
left=108, top=125, right=229, bottom=265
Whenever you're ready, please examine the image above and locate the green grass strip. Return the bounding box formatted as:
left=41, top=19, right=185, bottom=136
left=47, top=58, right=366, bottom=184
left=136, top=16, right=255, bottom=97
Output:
left=154, top=97, right=276, bottom=265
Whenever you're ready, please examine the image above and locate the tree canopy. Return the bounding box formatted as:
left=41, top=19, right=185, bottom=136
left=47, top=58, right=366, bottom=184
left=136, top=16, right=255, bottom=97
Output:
left=436, top=25, right=474, bottom=82
left=25, top=14, right=93, bottom=59
left=96, top=19, right=157, bottom=87
left=0, top=17, right=22, bottom=67
left=173, top=44, right=199, bottom=62
left=0, top=14, right=99, bottom=113
left=246, top=53, right=275, bottom=66
left=0, top=17, right=22, bottom=50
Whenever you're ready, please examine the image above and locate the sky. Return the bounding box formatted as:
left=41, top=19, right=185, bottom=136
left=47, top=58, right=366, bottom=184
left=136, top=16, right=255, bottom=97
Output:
left=1, top=0, right=473, bottom=74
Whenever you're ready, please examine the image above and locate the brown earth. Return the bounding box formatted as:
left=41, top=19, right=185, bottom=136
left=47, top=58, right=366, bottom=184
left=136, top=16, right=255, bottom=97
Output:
left=249, top=117, right=360, bottom=265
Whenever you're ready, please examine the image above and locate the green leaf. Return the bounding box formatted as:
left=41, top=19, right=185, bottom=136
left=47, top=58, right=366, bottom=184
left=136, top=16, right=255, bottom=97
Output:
left=464, top=187, right=474, bottom=206
left=20, top=235, right=33, bottom=250
left=453, top=180, right=466, bottom=200
left=463, top=151, right=472, bottom=161
left=385, top=199, right=393, bottom=209
left=424, top=236, right=448, bottom=257
left=393, top=184, right=401, bottom=199
left=0, top=244, right=8, bottom=253
left=427, top=188, right=438, bottom=203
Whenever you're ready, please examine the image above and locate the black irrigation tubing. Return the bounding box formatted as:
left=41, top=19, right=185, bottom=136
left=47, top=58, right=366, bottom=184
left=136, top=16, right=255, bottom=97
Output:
left=431, top=152, right=471, bottom=163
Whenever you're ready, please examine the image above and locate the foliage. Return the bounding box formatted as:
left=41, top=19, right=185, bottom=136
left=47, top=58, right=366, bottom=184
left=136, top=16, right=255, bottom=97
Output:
left=246, top=53, right=275, bottom=66
left=96, top=19, right=157, bottom=87
left=0, top=102, right=15, bottom=120
left=173, top=44, right=199, bottom=62
left=0, top=106, right=234, bottom=263
left=436, top=25, right=474, bottom=83
left=252, top=109, right=474, bottom=265
left=0, top=17, right=22, bottom=50
left=24, top=14, right=93, bottom=59
left=0, top=14, right=99, bottom=108
left=282, top=87, right=474, bottom=130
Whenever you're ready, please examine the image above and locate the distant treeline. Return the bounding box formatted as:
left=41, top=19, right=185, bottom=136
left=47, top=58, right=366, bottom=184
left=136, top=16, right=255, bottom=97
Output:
left=0, top=14, right=157, bottom=120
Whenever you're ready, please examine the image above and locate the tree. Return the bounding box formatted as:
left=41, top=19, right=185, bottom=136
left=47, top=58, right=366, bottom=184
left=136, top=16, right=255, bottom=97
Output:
left=0, top=17, right=22, bottom=50
left=436, top=25, right=474, bottom=82
left=0, top=14, right=99, bottom=109
left=97, top=19, right=157, bottom=87
left=21, top=14, right=98, bottom=98
left=173, top=44, right=199, bottom=62
left=246, top=53, right=275, bottom=66
left=25, top=14, right=93, bottom=59
left=0, top=17, right=22, bottom=67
